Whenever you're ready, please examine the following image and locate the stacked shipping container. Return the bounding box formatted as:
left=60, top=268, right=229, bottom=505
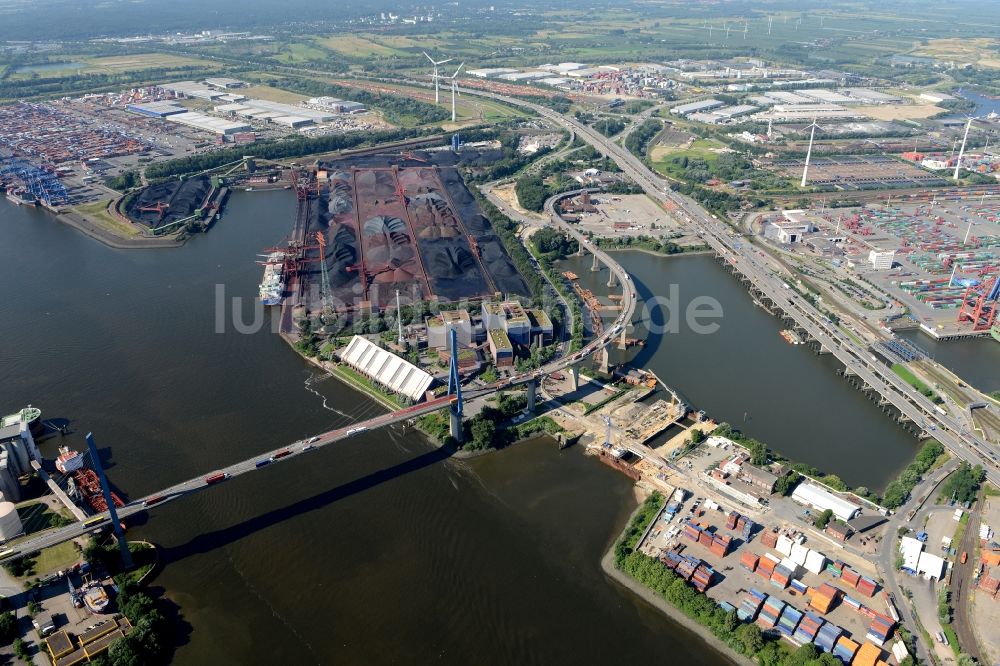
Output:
left=866, top=615, right=895, bottom=646
left=756, top=595, right=786, bottom=629
left=792, top=612, right=825, bottom=644
left=737, top=588, right=767, bottom=622
left=777, top=605, right=803, bottom=638
left=833, top=635, right=859, bottom=663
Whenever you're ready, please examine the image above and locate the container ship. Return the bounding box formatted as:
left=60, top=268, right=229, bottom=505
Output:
left=258, top=251, right=287, bottom=306
left=5, top=186, right=37, bottom=206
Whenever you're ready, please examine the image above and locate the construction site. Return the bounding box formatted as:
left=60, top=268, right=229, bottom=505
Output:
left=269, top=150, right=530, bottom=322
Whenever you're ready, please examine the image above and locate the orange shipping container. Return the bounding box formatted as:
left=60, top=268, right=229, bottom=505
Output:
left=852, top=642, right=882, bottom=666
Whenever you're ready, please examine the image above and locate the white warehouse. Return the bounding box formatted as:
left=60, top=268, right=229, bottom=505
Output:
left=339, top=336, right=433, bottom=403
left=790, top=482, right=862, bottom=521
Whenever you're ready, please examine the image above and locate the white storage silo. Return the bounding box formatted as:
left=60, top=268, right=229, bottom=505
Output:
left=0, top=502, right=23, bottom=541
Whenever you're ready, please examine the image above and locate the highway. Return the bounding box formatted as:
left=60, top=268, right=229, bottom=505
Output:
left=455, top=86, right=1000, bottom=488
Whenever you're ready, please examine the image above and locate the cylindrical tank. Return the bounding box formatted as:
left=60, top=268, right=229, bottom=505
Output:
left=0, top=502, right=22, bottom=541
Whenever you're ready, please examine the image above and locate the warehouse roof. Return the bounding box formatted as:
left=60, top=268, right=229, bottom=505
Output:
left=791, top=482, right=862, bottom=521
left=340, top=336, right=433, bottom=402
left=164, top=112, right=251, bottom=135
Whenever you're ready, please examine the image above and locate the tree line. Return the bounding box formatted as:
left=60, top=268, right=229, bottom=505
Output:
left=144, top=126, right=435, bottom=179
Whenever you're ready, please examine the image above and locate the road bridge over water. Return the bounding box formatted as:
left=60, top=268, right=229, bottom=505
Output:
left=1, top=192, right=636, bottom=563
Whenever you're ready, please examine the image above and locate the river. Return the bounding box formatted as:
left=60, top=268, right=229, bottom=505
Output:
left=949, top=90, right=1000, bottom=120
left=0, top=196, right=733, bottom=665
left=558, top=251, right=924, bottom=492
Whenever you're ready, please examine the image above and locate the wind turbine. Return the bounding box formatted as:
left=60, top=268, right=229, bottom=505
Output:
left=953, top=115, right=974, bottom=182
left=447, top=62, right=464, bottom=122
left=423, top=52, right=452, bottom=104
left=801, top=118, right=820, bottom=187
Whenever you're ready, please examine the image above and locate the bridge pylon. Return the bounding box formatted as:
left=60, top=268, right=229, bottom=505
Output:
left=527, top=379, right=537, bottom=413
left=447, top=328, right=464, bottom=442
left=591, top=253, right=600, bottom=272
left=85, top=433, right=133, bottom=571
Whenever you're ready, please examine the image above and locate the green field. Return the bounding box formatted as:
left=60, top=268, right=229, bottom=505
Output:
left=891, top=363, right=933, bottom=394
left=33, top=541, right=81, bottom=575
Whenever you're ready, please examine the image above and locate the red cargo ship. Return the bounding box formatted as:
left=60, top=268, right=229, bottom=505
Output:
left=72, top=468, right=124, bottom=514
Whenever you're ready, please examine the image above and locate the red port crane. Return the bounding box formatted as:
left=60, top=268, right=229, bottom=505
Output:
left=138, top=201, right=169, bottom=222
left=957, top=275, right=1000, bottom=332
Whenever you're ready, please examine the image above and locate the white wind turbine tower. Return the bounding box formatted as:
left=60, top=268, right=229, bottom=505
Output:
left=448, top=62, right=465, bottom=122
left=801, top=118, right=820, bottom=187
left=423, top=52, right=452, bottom=104
left=953, top=115, right=974, bottom=182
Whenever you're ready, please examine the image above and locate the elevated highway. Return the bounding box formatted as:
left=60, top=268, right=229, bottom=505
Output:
left=455, top=86, right=999, bottom=487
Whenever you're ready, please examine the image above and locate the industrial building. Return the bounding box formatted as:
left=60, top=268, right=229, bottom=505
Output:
left=305, top=97, right=366, bottom=114
left=713, top=105, right=758, bottom=120
left=539, top=63, right=589, bottom=74
left=164, top=112, right=251, bottom=136
left=842, top=88, right=902, bottom=104
left=215, top=98, right=337, bottom=129
left=670, top=99, right=724, bottom=116
left=759, top=104, right=865, bottom=123
left=339, top=336, right=434, bottom=402
left=898, top=536, right=947, bottom=580
left=467, top=68, right=521, bottom=78
left=868, top=250, right=896, bottom=271
left=487, top=329, right=514, bottom=367
left=159, top=81, right=225, bottom=101
left=790, top=482, right=862, bottom=521
left=497, top=71, right=550, bottom=82
left=527, top=309, right=554, bottom=346
left=482, top=301, right=531, bottom=346
left=766, top=211, right=816, bottom=244
left=738, top=464, right=778, bottom=494
left=204, top=77, right=247, bottom=89
left=125, top=101, right=186, bottom=118
left=425, top=309, right=475, bottom=349
left=0, top=406, right=39, bottom=473
left=797, top=89, right=854, bottom=104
